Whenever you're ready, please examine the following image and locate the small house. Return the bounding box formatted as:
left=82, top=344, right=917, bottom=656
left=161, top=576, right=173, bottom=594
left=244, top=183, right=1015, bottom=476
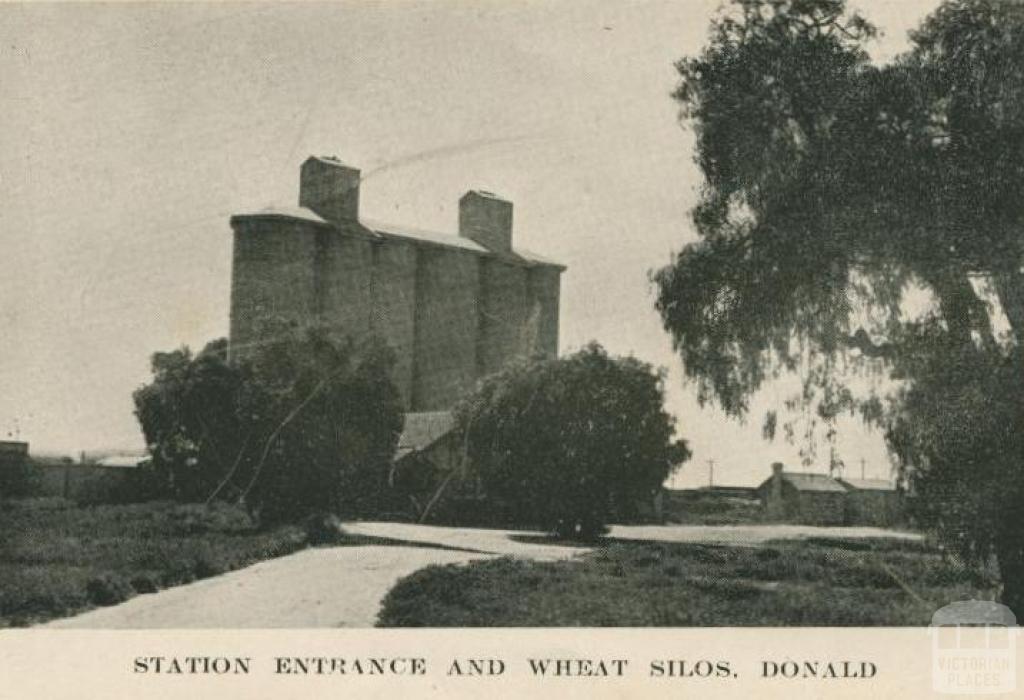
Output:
left=387, top=411, right=482, bottom=521
left=391, top=411, right=460, bottom=492
left=837, top=477, right=902, bottom=527
left=757, top=463, right=904, bottom=527
left=757, top=462, right=848, bottom=525
left=0, top=441, right=31, bottom=497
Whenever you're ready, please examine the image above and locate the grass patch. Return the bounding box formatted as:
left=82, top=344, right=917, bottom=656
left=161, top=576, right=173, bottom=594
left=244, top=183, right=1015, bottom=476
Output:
left=0, top=498, right=319, bottom=627
left=377, top=536, right=999, bottom=627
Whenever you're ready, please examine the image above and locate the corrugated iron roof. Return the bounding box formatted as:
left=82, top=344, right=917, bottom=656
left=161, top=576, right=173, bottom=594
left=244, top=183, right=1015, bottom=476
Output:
left=0, top=441, right=29, bottom=454
left=780, top=472, right=847, bottom=493
left=232, top=205, right=331, bottom=225
left=363, top=218, right=487, bottom=254
left=839, top=477, right=897, bottom=492
left=231, top=209, right=564, bottom=267
left=398, top=411, right=456, bottom=453
left=94, top=455, right=144, bottom=469
left=512, top=246, right=564, bottom=268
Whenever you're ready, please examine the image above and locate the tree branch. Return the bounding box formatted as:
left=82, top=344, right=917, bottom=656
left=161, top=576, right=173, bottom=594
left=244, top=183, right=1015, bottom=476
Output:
left=844, top=328, right=895, bottom=359
left=993, top=270, right=1024, bottom=347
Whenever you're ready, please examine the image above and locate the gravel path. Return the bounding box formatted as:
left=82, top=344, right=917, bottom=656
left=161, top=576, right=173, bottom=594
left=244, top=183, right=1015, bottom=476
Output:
left=345, top=520, right=921, bottom=551
left=605, top=522, right=921, bottom=545
left=43, top=545, right=493, bottom=629
left=41, top=521, right=919, bottom=628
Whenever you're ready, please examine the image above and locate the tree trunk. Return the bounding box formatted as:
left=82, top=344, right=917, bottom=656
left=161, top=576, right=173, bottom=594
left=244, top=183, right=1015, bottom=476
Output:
left=995, top=531, right=1024, bottom=619
left=928, top=270, right=993, bottom=347
left=994, top=271, right=1024, bottom=346
left=992, top=269, right=1024, bottom=617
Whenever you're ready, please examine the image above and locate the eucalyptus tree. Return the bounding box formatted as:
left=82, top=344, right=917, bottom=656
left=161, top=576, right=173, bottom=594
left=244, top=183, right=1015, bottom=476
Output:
left=655, top=0, right=1024, bottom=613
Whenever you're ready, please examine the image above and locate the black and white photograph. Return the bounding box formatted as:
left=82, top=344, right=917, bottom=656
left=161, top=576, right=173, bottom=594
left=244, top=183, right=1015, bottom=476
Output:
left=2, top=0, right=1022, bottom=694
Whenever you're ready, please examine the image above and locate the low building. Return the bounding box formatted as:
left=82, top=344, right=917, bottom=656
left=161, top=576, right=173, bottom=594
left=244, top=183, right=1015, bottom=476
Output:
left=387, top=411, right=484, bottom=521
left=697, top=485, right=759, bottom=500
left=838, top=477, right=902, bottom=527
left=757, top=462, right=848, bottom=526
left=391, top=411, right=460, bottom=491
left=0, top=441, right=31, bottom=498
left=0, top=440, right=29, bottom=467
left=757, top=463, right=904, bottom=527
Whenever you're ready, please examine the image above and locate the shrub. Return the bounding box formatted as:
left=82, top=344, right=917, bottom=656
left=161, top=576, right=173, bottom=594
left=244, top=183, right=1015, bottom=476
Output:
left=303, top=512, right=344, bottom=545
left=192, top=552, right=225, bottom=579
left=129, top=573, right=160, bottom=594
left=133, top=321, right=403, bottom=524
left=86, top=573, right=133, bottom=606
left=456, top=343, right=690, bottom=538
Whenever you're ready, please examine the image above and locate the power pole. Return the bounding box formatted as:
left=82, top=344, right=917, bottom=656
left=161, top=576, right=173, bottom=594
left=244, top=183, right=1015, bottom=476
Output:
left=707, top=459, right=716, bottom=488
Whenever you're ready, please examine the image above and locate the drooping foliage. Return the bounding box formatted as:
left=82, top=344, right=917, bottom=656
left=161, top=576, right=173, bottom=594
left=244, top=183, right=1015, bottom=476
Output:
left=133, top=338, right=242, bottom=502
left=655, top=0, right=1024, bottom=613
left=455, top=343, right=690, bottom=539
left=133, top=320, right=404, bottom=523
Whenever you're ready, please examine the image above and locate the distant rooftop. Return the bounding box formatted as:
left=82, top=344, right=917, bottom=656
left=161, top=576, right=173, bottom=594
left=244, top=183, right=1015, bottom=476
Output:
left=776, top=471, right=848, bottom=493
left=237, top=205, right=330, bottom=225
left=396, top=411, right=456, bottom=461
left=839, top=477, right=897, bottom=492
left=365, top=218, right=487, bottom=254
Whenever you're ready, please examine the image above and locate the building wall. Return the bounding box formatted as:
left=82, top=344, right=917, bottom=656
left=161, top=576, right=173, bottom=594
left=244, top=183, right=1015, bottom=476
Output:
left=478, top=258, right=530, bottom=377
left=411, top=247, right=480, bottom=410
left=370, top=240, right=419, bottom=407
left=229, top=218, right=321, bottom=363
left=23, top=463, right=137, bottom=503
left=759, top=476, right=786, bottom=520
left=318, top=232, right=374, bottom=343
left=794, top=490, right=846, bottom=526
left=33, top=463, right=70, bottom=498
left=528, top=266, right=561, bottom=359
left=760, top=482, right=845, bottom=525
left=845, top=490, right=901, bottom=527
left=230, top=220, right=561, bottom=411
left=0, top=442, right=31, bottom=498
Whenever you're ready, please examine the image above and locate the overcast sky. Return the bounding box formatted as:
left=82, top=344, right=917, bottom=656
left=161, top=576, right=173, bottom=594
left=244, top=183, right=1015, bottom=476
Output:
left=1, top=0, right=940, bottom=485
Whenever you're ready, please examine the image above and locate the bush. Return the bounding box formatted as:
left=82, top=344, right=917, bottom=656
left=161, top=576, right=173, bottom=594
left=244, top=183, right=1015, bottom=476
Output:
left=133, top=321, right=404, bottom=524
left=302, top=512, right=345, bottom=545
left=456, top=343, right=690, bottom=538
left=129, top=573, right=160, bottom=594
left=377, top=538, right=998, bottom=627
left=86, top=574, right=134, bottom=606
left=0, top=500, right=315, bottom=626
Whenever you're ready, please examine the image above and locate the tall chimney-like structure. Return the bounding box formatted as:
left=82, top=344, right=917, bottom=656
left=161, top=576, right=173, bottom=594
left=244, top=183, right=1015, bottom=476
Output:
left=766, top=462, right=786, bottom=520
left=299, top=156, right=361, bottom=223
left=459, top=190, right=512, bottom=252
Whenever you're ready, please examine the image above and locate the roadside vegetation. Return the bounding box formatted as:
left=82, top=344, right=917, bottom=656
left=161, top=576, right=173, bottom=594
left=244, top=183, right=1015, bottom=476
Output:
left=456, top=342, right=690, bottom=538
left=655, top=0, right=1024, bottom=618
left=133, top=320, right=403, bottom=524
left=377, top=536, right=998, bottom=627
left=0, top=498, right=349, bottom=627
left=660, top=492, right=764, bottom=526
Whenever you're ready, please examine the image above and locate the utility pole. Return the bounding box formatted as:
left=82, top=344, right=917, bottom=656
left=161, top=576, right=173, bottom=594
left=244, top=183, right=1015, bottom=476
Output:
left=707, top=459, right=716, bottom=488
left=860, top=458, right=866, bottom=481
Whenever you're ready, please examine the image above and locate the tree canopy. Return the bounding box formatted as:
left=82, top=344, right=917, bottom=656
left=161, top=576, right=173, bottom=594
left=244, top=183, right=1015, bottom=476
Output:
left=455, top=343, right=690, bottom=539
left=133, top=321, right=404, bottom=523
left=655, top=0, right=1024, bottom=613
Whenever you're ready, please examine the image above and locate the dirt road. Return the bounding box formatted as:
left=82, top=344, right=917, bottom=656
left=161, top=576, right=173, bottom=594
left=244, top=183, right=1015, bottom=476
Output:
left=345, top=521, right=921, bottom=551
left=43, top=545, right=493, bottom=629
left=42, top=522, right=919, bottom=628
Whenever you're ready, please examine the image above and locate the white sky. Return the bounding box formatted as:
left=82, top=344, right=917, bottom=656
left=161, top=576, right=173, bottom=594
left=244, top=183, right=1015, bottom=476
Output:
left=0, top=0, right=940, bottom=485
